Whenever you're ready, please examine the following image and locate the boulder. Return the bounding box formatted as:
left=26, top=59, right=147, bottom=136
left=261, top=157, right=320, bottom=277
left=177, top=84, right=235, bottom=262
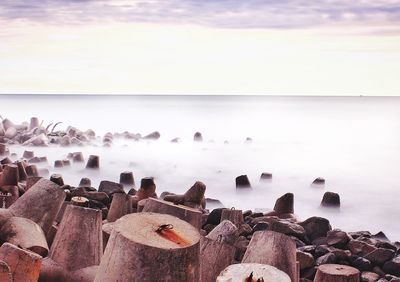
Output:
left=297, top=251, right=315, bottom=270
left=235, top=175, right=251, bottom=188
left=383, top=257, right=400, bottom=276
left=98, top=181, right=124, bottom=196
left=300, top=217, right=332, bottom=241
left=273, top=193, right=294, bottom=214
left=327, top=229, right=351, bottom=249
left=193, top=132, right=203, bottom=142
left=321, top=192, right=340, bottom=208
left=364, top=248, right=396, bottom=266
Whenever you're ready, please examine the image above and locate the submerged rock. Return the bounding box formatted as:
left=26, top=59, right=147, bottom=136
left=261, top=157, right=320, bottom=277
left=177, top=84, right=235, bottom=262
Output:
left=235, top=175, right=251, bottom=188
left=321, top=192, right=341, bottom=208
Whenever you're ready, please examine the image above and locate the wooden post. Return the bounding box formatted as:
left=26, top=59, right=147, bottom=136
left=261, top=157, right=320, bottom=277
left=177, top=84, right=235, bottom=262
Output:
left=242, top=231, right=297, bottom=282
left=220, top=208, right=243, bottom=228
left=314, top=264, right=360, bottom=282
left=95, top=213, right=200, bottom=282
left=216, top=263, right=291, bottom=282
left=107, top=193, right=128, bottom=222
left=142, top=198, right=203, bottom=229
left=50, top=205, right=102, bottom=271
left=200, top=236, right=235, bottom=282
left=9, top=178, right=66, bottom=235
left=0, top=242, right=42, bottom=282
left=0, top=217, right=49, bottom=257
left=1, top=164, right=19, bottom=186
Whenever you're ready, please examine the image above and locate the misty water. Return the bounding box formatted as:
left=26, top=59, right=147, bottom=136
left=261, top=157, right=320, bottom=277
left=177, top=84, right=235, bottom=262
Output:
left=2, top=95, right=400, bottom=240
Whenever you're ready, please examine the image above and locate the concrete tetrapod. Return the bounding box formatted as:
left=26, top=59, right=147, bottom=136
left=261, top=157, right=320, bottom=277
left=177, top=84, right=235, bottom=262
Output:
left=216, top=263, right=291, bottom=282
left=9, top=178, right=65, bottom=236
left=95, top=212, right=201, bottom=282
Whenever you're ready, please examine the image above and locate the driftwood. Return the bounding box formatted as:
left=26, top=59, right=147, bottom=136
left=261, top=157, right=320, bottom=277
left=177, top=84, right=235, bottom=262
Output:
left=142, top=198, right=203, bottom=229
left=200, top=236, right=235, bottom=282
left=95, top=212, right=200, bottom=282
left=314, top=264, right=360, bottom=282
left=49, top=205, right=102, bottom=271
left=216, top=263, right=291, bottom=282
left=220, top=208, right=243, bottom=228
left=242, top=231, right=297, bottom=281
left=0, top=216, right=49, bottom=256
left=0, top=242, right=42, bottom=282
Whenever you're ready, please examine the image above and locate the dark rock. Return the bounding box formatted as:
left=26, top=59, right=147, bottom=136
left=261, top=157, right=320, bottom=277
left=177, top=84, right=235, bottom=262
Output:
left=315, top=245, right=330, bottom=258
left=376, top=241, right=398, bottom=252
left=127, top=188, right=137, bottom=196
left=372, top=266, right=386, bottom=277
left=252, top=222, right=269, bottom=233
left=98, top=180, right=124, bottom=196
left=321, top=191, right=341, bottom=208
left=244, top=137, right=252, bottom=143
left=300, top=216, right=332, bottom=241
left=205, top=208, right=225, bottom=225
left=202, top=224, right=216, bottom=234
left=23, top=150, right=34, bottom=159
left=233, top=236, right=249, bottom=261
left=297, top=251, right=315, bottom=270
left=235, top=175, right=251, bottom=188
left=372, top=232, right=390, bottom=242
left=143, top=131, right=160, bottom=140
left=260, top=172, right=272, bottom=180
left=349, top=240, right=378, bottom=256
left=243, top=210, right=252, bottom=218
left=313, top=237, right=328, bottom=246
left=352, top=256, right=373, bottom=271
left=298, top=245, right=316, bottom=254
left=383, top=257, right=400, bottom=276
left=327, top=229, right=351, bottom=249
left=365, top=248, right=396, bottom=266
left=269, top=220, right=305, bottom=239
left=250, top=212, right=264, bottom=218
left=301, top=267, right=317, bottom=280
left=361, top=271, right=380, bottom=282
left=350, top=231, right=372, bottom=239
left=72, top=152, right=84, bottom=162
left=329, top=247, right=352, bottom=261
left=291, top=236, right=307, bottom=248
left=238, top=224, right=252, bottom=237
left=273, top=193, right=294, bottom=214
left=50, top=174, right=64, bottom=186
left=193, top=132, right=203, bottom=142
left=316, top=253, right=336, bottom=265
left=312, top=177, right=325, bottom=185
left=385, top=274, right=400, bottom=282
left=170, top=138, right=180, bottom=143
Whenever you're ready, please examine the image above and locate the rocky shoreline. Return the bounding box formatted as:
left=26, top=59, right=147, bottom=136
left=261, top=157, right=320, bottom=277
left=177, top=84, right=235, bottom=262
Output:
left=0, top=116, right=399, bottom=281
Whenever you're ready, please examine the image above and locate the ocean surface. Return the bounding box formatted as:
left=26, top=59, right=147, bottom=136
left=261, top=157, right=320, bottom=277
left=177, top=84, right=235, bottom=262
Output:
left=1, top=94, right=400, bottom=240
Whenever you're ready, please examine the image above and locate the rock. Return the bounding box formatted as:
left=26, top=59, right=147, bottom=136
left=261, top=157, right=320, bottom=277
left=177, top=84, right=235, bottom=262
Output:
left=79, top=178, right=91, bottom=187
left=260, top=172, right=272, bottom=180
left=349, top=231, right=372, bottom=239
left=269, top=220, right=305, bottom=239
left=301, top=267, right=317, bottom=281
left=50, top=174, right=64, bottom=186
left=143, top=131, right=160, bottom=140
left=245, top=137, right=252, bottom=143
left=365, top=248, right=396, bottom=266
left=98, top=181, right=124, bottom=196
left=372, top=266, right=386, bottom=277
left=321, top=192, right=341, bottom=208
left=348, top=240, right=377, bottom=256
left=316, top=253, right=336, bottom=265
left=252, top=222, right=269, bottom=233
left=315, top=245, right=331, bottom=258
left=327, top=229, right=351, bottom=249
left=136, top=177, right=156, bottom=201
left=206, top=208, right=224, bottom=225
left=235, top=175, right=251, bottom=188
left=300, top=217, right=332, bottom=241
left=5, top=127, right=18, bottom=139
left=297, top=251, right=315, bottom=270
left=170, top=138, right=180, bottom=143
left=299, top=245, right=316, bottom=254
left=385, top=274, right=400, bottom=282
left=352, top=256, right=373, bottom=271
left=376, top=241, right=397, bottom=252
left=193, top=132, right=203, bottom=142
left=312, top=177, right=325, bottom=185
left=238, top=224, right=252, bottom=237
left=361, top=271, right=380, bottom=282
left=163, top=181, right=206, bottom=209
left=233, top=236, right=249, bottom=261
left=72, top=152, right=84, bottom=162
left=23, top=150, right=34, bottom=159
left=207, top=220, right=238, bottom=246
left=273, top=193, right=294, bottom=214
left=383, top=257, right=400, bottom=276
left=372, top=232, right=390, bottom=242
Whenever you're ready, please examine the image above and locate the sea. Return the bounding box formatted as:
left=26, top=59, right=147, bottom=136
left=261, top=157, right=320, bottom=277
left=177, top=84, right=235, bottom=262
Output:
left=1, top=94, right=400, bottom=240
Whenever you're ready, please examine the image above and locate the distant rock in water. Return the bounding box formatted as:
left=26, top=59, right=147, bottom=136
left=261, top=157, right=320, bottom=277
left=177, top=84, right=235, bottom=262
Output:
left=312, top=177, right=325, bottom=185
left=79, top=177, right=91, bottom=187
left=193, top=132, right=203, bottom=142
left=86, top=155, right=99, bottom=169
left=274, top=193, right=294, bottom=215
left=170, top=137, right=180, bottom=143
left=119, top=171, right=135, bottom=186
left=260, top=172, right=272, bottom=181
left=236, top=175, right=251, bottom=188
left=321, top=191, right=340, bottom=208
left=143, top=131, right=160, bottom=140
left=245, top=137, right=252, bottom=143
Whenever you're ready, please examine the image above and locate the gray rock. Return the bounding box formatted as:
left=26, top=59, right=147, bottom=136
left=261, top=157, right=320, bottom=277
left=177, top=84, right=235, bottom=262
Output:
left=299, top=216, right=332, bottom=241
left=352, top=256, right=373, bottom=271
left=327, top=229, right=351, bottom=249
left=98, top=180, right=124, bottom=196
left=269, top=220, right=305, bottom=239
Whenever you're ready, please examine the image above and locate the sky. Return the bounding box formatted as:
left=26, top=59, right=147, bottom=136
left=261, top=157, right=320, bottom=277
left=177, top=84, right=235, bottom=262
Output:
left=0, top=0, right=400, bottom=95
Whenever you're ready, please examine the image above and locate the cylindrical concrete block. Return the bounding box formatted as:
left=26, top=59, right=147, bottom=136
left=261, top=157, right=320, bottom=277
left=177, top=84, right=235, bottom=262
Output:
left=95, top=213, right=201, bottom=282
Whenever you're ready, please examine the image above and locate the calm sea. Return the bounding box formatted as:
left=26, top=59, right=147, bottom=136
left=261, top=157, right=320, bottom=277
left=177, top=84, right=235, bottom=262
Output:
left=2, top=94, right=400, bottom=240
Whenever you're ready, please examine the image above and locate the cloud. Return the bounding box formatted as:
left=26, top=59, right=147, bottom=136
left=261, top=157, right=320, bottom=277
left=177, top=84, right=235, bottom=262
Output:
left=0, top=0, right=399, bottom=29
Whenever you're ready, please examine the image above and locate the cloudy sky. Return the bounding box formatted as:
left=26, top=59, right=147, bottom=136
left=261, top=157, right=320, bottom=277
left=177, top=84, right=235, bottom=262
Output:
left=1, top=0, right=400, bottom=95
